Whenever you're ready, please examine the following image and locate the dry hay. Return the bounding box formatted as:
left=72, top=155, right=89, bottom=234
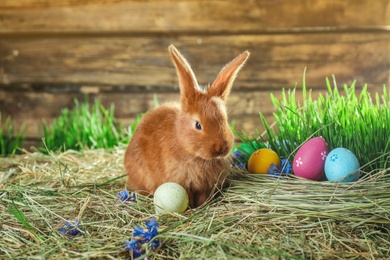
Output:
left=1, top=148, right=389, bottom=259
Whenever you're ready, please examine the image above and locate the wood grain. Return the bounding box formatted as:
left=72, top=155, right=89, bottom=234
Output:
left=1, top=0, right=389, bottom=146
left=1, top=33, right=389, bottom=89
left=0, top=0, right=389, bottom=34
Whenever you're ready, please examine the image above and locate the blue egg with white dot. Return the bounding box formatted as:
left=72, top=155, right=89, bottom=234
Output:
left=325, top=148, right=360, bottom=182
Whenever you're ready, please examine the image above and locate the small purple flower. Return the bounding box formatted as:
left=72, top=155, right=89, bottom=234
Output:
left=124, top=218, right=161, bottom=258
left=268, top=159, right=292, bottom=177
left=59, top=219, right=81, bottom=236
left=118, top=190, right=136, bottom=202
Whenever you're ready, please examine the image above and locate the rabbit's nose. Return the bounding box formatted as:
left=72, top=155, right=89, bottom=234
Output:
left=213, top=141, right=229, bottom=157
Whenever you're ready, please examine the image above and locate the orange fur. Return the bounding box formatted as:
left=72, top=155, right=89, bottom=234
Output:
left=124, top=45, right=250, bottom=208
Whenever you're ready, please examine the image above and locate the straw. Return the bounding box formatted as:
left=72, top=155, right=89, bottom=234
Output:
left=1, top=148, right=389, bottom=259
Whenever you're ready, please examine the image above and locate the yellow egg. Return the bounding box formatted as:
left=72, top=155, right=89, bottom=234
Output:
left=248, top=148, right=281, bottom=174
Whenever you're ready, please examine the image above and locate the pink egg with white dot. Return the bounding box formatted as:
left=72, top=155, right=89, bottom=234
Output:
left=293, top=137, right=329, bottom=181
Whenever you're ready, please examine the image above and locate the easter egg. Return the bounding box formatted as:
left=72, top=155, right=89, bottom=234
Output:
left=154, top=182, right=189, bottom=214
left=248, top=148, right=281, bottom=174
left=325, top=148, right=360, bottom=182
left=293, top=137, right=329, bottom=180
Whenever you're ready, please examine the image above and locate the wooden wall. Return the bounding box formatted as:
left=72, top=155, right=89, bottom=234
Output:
left=0, top=0, right=389, bottom=147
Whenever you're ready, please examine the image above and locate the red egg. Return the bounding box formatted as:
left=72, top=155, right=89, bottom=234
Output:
left=293, top=137, right=329, bottom=181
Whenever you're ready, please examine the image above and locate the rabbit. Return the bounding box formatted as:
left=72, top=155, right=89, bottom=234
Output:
left=124, top=45, right=250, bottom=208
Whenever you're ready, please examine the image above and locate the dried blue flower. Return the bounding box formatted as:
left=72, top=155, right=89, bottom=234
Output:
left=232, top=150, right=246, bottom=169
left=233, top=150, right=244, bottom=160
left=59, top=219, right=81, bottom=236
left=268, top=159, right=292, bottom=177
left=124, top=239, right=143, bottom=258
left=118, top=190, right=136, bottom=202
left=133, top=225, right=146, bottom=237
left=124, top=218, right=161, bottom=258
left=144, top=218, right=160, bottom=249
left=144, top=218, right=157, bottom=228
left=135, top=218, right=161, bottom=248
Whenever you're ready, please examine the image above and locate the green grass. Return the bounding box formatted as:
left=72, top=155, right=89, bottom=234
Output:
left=0, top=113, right=25, bottom=156
left=7, top=199, right=44, bottom=243
left=255, top=74, right=390, bottom=174
left=40, top=98, right=133, bottom=153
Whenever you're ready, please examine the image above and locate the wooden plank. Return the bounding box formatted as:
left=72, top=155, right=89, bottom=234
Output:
left=2, top=86, right=386, bottom=141
left=0, top=0, right=389, bottom=34
left=1, top=33, right=389, bottom=89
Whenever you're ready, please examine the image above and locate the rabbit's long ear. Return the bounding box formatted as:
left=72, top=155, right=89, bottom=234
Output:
left=168, top=45, right=199, bottom=108
left=208, top=51, right=250, bottom=101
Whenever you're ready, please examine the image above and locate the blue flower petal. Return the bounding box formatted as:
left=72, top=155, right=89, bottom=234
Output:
left=232, top=150, right=247, bottom=169
left=281, top=159, right=292, bottom=174
left=133, top=225, right=146, bottom=237
left=125, top=218, right=161, bottom=257
left=64, top=221, right=73, bottom=228
left=268, top=159, right=292, bottom=177
left=59, top=220, right=81, bottom=236
left=124, top=239, right=138, bottom=251
left=125, top=240, right=143, bottom=258
left=118, top=190, right=137, bottom=202
left=150, top=239, right=162, bottom=250
left=129, top=193, right=137, bottom=201
left=145, top=218, right=158, bottom=235
left=67, top=228, right=80, bottom=236
left=118, top=190, right=130, bottom=200
left=233, top=150, right=245, bottom=160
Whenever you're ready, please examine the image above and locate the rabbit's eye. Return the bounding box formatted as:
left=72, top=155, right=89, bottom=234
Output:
left=195, top=121, right=202, bottom=130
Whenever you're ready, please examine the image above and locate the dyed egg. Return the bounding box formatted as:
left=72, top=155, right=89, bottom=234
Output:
left=154, top=182, right=189, bottom=214
left=248, top=148, right=281, bottom=174
left=293, top=137, right=329, bottom=180
left=325, top=148, right=360, bottom=182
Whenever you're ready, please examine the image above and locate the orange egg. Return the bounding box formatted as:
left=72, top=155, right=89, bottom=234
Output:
left=248, top=148, right=281, bottom=174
